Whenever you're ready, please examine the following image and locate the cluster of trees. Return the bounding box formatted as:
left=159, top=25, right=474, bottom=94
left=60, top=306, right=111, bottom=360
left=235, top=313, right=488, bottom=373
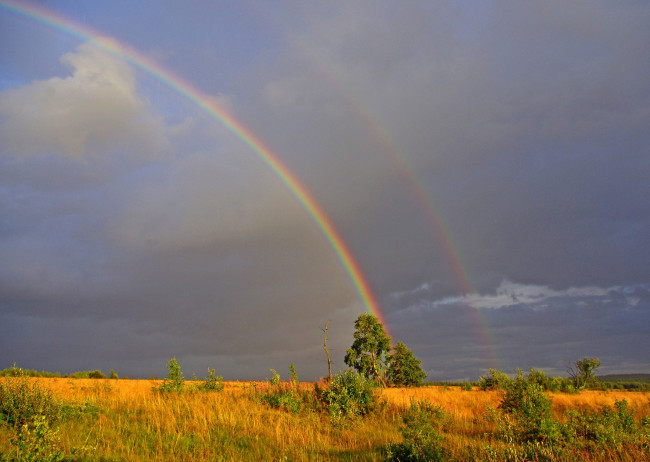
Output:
left=597, top=374, right=650, bottom=391
left=343, top=313, right=427, bottom=387
left=342, top=315, right=631, bottom=393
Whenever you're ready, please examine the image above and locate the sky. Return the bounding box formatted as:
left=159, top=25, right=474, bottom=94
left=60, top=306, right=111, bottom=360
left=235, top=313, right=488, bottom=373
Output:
left=0, top=0, right=648, bottom=381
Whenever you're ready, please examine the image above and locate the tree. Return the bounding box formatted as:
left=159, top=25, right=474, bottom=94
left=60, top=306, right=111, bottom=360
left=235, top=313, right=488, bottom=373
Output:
left=387, top=342, right=427, bottom=387
left=344, top=313, right=391, bottom=384
left=569, top=357, right=601, bottom=389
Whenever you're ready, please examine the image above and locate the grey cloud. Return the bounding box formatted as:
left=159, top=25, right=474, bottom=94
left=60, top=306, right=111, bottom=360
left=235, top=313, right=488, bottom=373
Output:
left=388, top=281, right=650, bottom=379
left=1, top=1, right=649, bottom=380
left=0, top=42, right=170, bottom=159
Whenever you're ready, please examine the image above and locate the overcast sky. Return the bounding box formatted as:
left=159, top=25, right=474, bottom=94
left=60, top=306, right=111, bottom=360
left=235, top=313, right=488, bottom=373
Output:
left=1, top=0, right=648, bottom=381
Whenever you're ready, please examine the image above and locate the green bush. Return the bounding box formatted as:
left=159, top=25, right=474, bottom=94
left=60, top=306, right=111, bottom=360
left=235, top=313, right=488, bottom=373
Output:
left=201, top=368, right=224, bottom=392
left=564, top=399, right=643, bottom=449
left=261, top=384, right=305, bottom=414
left=0, top=372, right=62, bottom=429
left=153, top=357, right=185, bottom=393
left=478, top=368, right=512, bottom=390
left=385, top=399, right=449, bottom=461
left=67, top=370, right=107, bottom=379
left=498, top=369, right=560, bottom=444
left=315, top=370, right=380, bottom=424
left=9, top=414, right=64, bottom=462
left=256, top=368, right=309, bottom=414
left=526, top=368, right=549, bottom=389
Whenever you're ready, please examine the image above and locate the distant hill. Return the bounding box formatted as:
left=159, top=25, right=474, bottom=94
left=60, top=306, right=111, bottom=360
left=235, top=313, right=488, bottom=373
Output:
left=597, top=374, right=650, bottom=383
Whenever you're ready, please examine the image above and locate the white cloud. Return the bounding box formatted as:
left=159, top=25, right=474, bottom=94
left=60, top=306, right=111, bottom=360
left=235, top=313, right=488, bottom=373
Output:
left=389, top=282, right=431, bottom=300
left=0, top=41, right=170, bottom=159
left=394, top=280, right=649, bottom=314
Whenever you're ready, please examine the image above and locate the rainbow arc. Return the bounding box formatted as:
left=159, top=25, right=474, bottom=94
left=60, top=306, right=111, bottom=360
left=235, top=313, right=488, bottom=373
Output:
left=0, top=0, right=385, bottom=325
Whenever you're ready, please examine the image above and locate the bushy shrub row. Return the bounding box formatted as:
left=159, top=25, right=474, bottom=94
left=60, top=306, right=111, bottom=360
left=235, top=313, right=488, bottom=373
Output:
left=247, top=366, right=382, bottom=424
left=483, top=367, right=650, bottom=460
left=479, top=367, right=583, bottom=393
left=0, top=367, right=120, bottom=380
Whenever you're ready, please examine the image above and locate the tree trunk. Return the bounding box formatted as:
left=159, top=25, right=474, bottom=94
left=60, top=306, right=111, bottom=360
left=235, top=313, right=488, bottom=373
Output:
left=371, top=352, right=386, bottom=387
left=321, top=320, right=333, bottom=381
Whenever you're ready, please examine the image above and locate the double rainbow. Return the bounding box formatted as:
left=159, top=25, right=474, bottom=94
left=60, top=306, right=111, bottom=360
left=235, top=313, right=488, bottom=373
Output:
left=0, top=1, right=384, bottom=324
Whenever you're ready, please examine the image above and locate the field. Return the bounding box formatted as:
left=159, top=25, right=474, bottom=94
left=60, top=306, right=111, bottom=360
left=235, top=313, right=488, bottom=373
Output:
left=1, top=376, right=649, bottom=461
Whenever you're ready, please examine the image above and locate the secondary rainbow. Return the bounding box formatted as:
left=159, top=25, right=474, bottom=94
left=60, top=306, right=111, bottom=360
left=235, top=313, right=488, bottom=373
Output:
left=277, top=29, right=501, bottom=368
left=0, top=0, right=385, bottom=325
left=350, top=94, right=501, bottom=369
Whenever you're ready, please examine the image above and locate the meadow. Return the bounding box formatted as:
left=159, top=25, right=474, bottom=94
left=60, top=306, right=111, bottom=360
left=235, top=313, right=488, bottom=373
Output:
left=1, top=373, right=649, bottom=461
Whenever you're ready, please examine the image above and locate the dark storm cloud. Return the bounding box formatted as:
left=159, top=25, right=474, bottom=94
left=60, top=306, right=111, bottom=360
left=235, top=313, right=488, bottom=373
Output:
left=388, top=282, right=650, bottom=380
left=1, top=1, right=648, bottom=380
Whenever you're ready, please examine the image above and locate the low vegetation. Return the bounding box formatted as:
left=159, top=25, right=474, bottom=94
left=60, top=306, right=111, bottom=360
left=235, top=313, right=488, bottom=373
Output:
left=1, top=365, right=648, bottom=460
left=1, top=316, right=648, bottom=460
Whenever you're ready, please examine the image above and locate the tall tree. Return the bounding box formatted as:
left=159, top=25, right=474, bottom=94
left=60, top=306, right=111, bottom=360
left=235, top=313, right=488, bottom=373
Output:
left=344, top=313, right=392, bottom=384
left=387, top=341, right=427, bottom=387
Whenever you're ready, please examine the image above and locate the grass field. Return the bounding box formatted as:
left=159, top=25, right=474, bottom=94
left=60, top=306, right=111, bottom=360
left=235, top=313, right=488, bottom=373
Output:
left=1, top=377, right=649, bottom=461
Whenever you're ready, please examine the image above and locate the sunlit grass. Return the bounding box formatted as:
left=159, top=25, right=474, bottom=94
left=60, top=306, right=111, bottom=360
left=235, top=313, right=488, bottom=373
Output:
left=1, top=378, right=648, bottom=461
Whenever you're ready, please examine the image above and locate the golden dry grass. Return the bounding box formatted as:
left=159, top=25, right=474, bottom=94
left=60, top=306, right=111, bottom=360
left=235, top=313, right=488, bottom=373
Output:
left=1, top=378, right=648, bottom=461
left=382, top=385, right=650, bottom=420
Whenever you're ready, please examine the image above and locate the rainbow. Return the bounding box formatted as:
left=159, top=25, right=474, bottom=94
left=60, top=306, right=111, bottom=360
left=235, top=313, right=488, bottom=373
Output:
left=349, top=99, right=500, bottom=369
left=0, top=1, right=386, bottom=326
left=347, top=94, right=500, bottom=369
left=274, top=27, right=501, bottom=369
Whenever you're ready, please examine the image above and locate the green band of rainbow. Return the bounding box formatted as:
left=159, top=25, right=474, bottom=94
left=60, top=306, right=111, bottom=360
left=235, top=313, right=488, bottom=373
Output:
left=0, top=0, right=383, bottom=324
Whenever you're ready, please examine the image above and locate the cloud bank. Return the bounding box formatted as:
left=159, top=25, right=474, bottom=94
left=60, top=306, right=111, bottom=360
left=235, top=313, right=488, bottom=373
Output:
left=1, top=1, right=648, bottom=380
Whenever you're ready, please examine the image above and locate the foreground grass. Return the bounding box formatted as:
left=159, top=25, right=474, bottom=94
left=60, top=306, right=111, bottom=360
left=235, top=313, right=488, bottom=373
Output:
left=1, top=378, right=649, bottom=461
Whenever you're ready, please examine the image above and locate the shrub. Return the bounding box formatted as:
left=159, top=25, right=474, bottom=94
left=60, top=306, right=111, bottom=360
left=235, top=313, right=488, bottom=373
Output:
left=201, top=368, right=224, bottom=392
left=547, top=376, right=565, bottom=392
left=289, top=364, right=298, bottom=385
left=0, top=371, right=62, bottom=428
left=257, top=368, right=307, bottom=414
left=68, top=370, right=107, bottom=379
left=498, top=369, right=560, bottom=444
left=526, top=368, right=549, bottom=389
left=89, top=370, right=107, bottom=379
left=478, top=368, right=512, bottom=390
left=315, top=370, right=380, bottom=424
left=10, top=414, right=64, bottom=462
left=385, top=399, right=449, bottom=461
left=153, top=357, right=185, bottom=393
left=564, top=399, right=643, bottom=449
